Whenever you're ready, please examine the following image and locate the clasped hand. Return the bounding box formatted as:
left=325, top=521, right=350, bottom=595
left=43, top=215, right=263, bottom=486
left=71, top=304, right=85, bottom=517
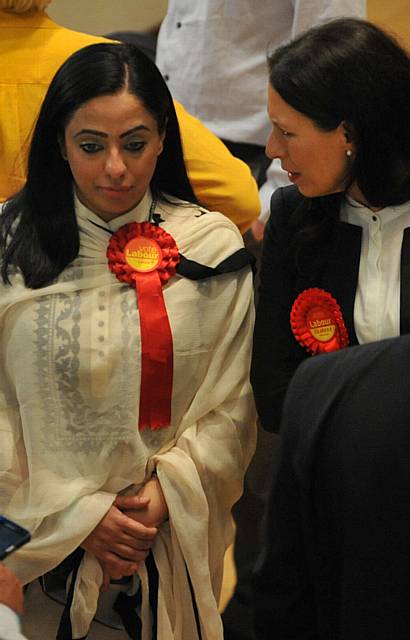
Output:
left=82, top=475, right=168, bottom=589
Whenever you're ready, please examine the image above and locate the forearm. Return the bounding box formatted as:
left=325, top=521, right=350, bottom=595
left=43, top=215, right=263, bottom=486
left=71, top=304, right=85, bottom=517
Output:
left=117, top=476, right=169, bottom=529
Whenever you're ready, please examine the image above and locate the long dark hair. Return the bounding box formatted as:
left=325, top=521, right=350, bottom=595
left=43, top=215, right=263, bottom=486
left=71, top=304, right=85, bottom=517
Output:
left=268, top=18, right=410, bottom=209
left=0, top=42, right=197, bottom=288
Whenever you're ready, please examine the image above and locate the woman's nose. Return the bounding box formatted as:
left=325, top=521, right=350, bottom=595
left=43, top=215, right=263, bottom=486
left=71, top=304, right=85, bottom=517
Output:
left=105, top=150, right=127, bottom=179
left=265, top=131, right=285, bottom=160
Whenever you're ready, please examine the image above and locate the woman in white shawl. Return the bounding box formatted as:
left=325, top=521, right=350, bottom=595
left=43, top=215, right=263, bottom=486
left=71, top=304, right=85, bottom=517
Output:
left=0, top=43, right=256, bottom=640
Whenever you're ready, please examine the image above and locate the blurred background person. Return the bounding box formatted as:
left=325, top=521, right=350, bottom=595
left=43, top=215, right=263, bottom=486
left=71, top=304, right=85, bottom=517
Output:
left=0, top=0, right=110, bottom=201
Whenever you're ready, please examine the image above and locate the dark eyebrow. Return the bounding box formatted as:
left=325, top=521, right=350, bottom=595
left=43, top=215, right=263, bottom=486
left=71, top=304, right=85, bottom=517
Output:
left=73, top=125, right=151, bottom=139
left=120, top=125, right=151, bottom=138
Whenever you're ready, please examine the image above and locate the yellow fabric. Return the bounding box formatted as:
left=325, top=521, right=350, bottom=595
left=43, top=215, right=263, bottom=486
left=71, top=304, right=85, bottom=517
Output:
left=0, top=10, right=260, bottom=231
left=173, top=101, right=260, bottom=232
left=0, top=11, right=110, bottom=199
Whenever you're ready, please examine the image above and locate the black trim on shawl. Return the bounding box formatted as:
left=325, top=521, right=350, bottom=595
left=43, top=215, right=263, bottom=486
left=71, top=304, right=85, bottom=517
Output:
left=113, top=553, right=203, bottom=640
left=176, top=248, right=255, bottom=280
left=87, top=218, right=256, bottom=280
left=56, top=549, right=86, bottom=640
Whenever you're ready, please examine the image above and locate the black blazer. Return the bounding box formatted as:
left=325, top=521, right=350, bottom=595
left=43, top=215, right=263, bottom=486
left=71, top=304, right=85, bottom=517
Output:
left=251, top=184, right=410, bottom=431
left=253, top=335, right=410, bottom=640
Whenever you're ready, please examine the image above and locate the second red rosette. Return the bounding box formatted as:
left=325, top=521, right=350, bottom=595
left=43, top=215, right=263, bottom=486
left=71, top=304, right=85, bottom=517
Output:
left=107, top=221, right=180, bottom=430
left=290, top=288, right=349, bottom=355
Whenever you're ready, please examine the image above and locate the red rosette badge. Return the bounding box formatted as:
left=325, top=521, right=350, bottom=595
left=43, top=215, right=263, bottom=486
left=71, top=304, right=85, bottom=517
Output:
left=107, top=221, right=180, bottom=430
left=290, top=288, right=349, bottom=355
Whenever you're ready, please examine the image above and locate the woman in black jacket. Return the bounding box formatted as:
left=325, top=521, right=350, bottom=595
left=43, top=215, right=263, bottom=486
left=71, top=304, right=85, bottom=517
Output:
left=252, top=17, right=410, bottom=640
left=251, top=18, right=410, bottom=433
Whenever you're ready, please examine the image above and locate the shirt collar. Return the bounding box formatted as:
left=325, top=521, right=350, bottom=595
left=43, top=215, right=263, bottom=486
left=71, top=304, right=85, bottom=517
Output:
left=341, top=195, right=410, bottom=228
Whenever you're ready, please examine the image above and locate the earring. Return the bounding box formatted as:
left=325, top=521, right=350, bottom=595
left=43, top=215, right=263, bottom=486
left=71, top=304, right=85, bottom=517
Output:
left=346, top=149, right=352, bottom=158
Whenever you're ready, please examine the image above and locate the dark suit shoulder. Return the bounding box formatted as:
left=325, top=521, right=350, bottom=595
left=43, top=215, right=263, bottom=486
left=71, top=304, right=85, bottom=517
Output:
left=267, top=186, right=341, bottom=240
left=264, top=186, right=308, bottom=263
left=270, top=184, right=305, bottom=211
left=283, top=334, right=410, bottom=443
left=268, top=185, right=307, bottom=227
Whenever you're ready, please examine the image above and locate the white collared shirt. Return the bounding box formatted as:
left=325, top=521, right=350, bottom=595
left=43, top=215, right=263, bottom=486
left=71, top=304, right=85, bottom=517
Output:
left=340, top=197, right=410, bottom=344
left=156, top=0, right=366, bottom=146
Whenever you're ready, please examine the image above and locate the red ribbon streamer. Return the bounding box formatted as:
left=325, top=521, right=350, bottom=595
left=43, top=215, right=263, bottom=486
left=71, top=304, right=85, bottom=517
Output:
left=107, top=221, right=179, bottom=429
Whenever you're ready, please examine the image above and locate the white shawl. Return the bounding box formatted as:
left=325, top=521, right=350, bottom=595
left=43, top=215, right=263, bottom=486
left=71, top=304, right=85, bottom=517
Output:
left=0, top=192, right=256, bottom=639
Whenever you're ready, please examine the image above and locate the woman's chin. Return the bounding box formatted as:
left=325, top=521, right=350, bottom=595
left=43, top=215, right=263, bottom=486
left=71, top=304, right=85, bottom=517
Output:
left=297, top=183, right=345, bottom=198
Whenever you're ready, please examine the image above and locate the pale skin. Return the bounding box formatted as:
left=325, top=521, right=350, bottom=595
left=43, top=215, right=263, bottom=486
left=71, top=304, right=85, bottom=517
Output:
left=266, top=84, right=381, bottom=211
left=62, top=88, right=169, bottom=586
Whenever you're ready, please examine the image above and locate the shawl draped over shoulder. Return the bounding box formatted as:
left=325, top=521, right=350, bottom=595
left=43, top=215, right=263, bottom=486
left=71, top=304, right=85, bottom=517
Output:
left=0, top=192, right=256, bottom=640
